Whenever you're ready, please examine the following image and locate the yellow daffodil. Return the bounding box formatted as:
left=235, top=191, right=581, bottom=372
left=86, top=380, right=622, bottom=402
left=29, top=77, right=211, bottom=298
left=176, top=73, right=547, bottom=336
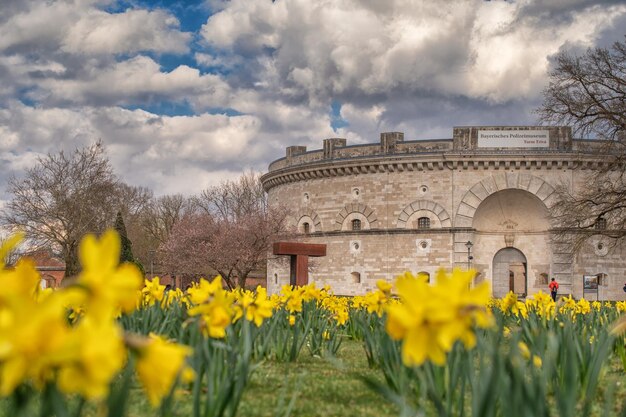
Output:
left=135, top=334, right=192, bottom=407
left=386, top=269, right=491, bottom=366
left=56, top=317, right=126, bottom=400
left=188, top=287, right=234, bottom=338
left=76, top=230, right=143, bottom=318
left=376, top=280, right=392, bottom=295
left=244, top=287, right=273, bottom=327
left=141, top=277, right=166, bottom=306
left=518, top=341, right=531, bottom=360
left=186, top=276, right=223, bottom=305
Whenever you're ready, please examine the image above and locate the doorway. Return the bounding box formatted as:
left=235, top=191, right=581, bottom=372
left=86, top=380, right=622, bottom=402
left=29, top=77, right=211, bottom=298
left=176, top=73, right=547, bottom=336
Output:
left=492, top=247, right=527, bottom=298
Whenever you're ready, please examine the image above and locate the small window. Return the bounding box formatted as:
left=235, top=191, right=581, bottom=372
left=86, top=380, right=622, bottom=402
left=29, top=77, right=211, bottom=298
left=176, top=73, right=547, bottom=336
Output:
left=302, top=222, right=310, bottom=234
left=274, top=273, right=278, bottom=284
left=417, top=217, right=430, bottom=229
left=351, top=272, right=361, bottom=283
left=418, top=271, right=430, bottom=283
left=351, top=219, right=361, bottom=231
left=595, top=217, right=607, bottom=230
left=596, top=273, right=607, bottom=286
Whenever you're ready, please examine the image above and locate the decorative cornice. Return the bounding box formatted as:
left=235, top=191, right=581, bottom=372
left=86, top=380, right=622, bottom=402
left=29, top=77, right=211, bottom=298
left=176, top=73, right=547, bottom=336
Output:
left=261, top=153, right=612, bottom=191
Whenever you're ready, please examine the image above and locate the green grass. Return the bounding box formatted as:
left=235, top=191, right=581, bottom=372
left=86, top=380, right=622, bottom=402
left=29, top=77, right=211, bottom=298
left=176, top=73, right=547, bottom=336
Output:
left=155, top=339, right=396, bottom=417
left=236, top=339, right=397, bottom=417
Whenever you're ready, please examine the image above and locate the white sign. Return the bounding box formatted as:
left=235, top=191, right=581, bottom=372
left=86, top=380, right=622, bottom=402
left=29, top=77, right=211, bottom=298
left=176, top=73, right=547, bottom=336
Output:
left=477, top=130, right=549, bottom=148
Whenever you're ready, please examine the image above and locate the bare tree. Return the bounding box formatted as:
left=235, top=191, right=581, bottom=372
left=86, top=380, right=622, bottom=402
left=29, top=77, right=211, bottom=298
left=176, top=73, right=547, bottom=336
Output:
left=550, top=171, right=626, bottom=252
left=1, top=141, right=119, bottom=277
left=116, top=183, right=154, bottom=219
left=142, top=194, right=191, bottom=245
left=194, top=171, right=268, bottom=222
left=537, top=37, right=626, bottom=142
left=133, top=193, right=192, bottom=275
left=537, top=37, right=626, bottom=250
left=161, top=172, right=289, bottom=289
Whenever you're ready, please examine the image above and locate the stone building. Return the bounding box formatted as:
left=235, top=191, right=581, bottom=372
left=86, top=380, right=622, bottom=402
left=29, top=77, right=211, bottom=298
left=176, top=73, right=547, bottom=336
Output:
left=261, top=126, right=626, bottom=300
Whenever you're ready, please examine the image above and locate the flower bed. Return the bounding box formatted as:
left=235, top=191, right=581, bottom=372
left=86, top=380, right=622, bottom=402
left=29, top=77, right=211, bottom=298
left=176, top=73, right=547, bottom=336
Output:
left=1, top=230, right=625, bottom=416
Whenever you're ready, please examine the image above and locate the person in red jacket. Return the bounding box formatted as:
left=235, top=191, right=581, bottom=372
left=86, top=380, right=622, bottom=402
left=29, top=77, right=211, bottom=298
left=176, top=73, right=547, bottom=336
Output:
left=549, top=278, right=559, bottom=301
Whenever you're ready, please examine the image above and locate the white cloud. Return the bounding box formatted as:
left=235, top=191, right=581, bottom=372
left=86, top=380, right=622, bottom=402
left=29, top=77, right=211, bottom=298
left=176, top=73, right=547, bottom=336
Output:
left=38, top=56, right=232, bottom=106
left=1, top=0, right=625, bottom=206
left=200, top=0, right=626, bottom=104
left=62, top=8, right=190, bottom=55
left=462, top=1, right=623, bottom=101
left=0, top=103, right=328, bottom=198
left=0, top=1, right=190, bottom=55
left=0, top=1, right=73, bottom=52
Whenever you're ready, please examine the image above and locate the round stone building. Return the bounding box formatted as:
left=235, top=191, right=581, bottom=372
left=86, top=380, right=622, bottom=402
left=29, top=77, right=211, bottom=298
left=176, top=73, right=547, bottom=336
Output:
left=261, top=126, right=625, bottom=300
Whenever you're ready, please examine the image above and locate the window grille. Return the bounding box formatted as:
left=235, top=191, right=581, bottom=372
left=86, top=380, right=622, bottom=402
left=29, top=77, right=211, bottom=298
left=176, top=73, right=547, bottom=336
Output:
left=417, top=217, right=430, bottom=229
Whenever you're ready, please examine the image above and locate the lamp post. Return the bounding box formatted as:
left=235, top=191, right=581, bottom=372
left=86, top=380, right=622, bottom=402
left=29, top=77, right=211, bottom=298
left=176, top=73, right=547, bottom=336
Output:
left=149, top=249, right=155, bottom=279
left=465, top=241, right=473, bottom=270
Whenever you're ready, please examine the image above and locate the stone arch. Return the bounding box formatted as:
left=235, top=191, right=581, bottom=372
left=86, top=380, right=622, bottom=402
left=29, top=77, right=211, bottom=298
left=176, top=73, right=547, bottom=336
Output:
left=454, top=173, right=556, bottom=227
left=335, top=202, right=378, bottom=231
left=492, top=247, right=527, bottom=298
left=397, top=200, right=452, bottom=228
left=297, top=208, right=322, bottom=233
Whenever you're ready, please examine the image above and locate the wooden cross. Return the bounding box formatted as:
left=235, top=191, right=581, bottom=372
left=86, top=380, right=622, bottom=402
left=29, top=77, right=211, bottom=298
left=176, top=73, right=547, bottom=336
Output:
left=272, top=241, right=327, bottom=286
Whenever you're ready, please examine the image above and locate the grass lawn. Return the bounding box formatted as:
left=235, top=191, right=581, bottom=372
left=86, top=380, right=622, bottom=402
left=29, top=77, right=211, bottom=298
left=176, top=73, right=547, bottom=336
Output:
left=236, top=339, right=397, bottom=417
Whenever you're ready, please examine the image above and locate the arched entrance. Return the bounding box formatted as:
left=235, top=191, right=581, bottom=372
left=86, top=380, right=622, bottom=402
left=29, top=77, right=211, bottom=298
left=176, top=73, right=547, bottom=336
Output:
left=493, top=247, right=527, bottom=298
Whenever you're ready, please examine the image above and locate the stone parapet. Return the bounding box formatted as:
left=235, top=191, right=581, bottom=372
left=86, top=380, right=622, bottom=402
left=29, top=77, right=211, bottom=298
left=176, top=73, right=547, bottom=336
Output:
left=268, top=126, right=613, bottom=173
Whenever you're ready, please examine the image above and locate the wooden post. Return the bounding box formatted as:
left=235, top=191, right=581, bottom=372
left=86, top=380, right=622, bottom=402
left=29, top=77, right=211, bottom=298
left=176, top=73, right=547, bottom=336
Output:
left=273, top=242, right=327, bottom=286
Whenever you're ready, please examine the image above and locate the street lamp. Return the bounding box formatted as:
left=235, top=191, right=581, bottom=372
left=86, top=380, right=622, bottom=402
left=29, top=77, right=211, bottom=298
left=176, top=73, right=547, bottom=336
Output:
left=465, top=241, right=473, bottom=270
left=149, top=249, right=155, bottom=279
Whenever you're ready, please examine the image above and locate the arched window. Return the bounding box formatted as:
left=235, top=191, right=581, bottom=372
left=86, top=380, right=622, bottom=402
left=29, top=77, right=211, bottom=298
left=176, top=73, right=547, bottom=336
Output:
left=417, top=217, right=430, bottom=229
left=351, top=219, right=361, bottom=231
left=351, top=272, right=361, bottom=283
left=596, top=272, right=607, bottom=286
left=417, top=271, right=430, bottom=283
left=595, top=217, right=607, bottom=230
left=302, top=222, right=310, bottom=234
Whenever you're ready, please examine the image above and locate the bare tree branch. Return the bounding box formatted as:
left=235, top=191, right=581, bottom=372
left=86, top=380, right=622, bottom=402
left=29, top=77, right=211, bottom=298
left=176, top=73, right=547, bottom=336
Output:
left=1, top=141, right=120, bottom=277
left=161, top=172, right=290, bottom=288
left=538, top=37, right=626, bottom=251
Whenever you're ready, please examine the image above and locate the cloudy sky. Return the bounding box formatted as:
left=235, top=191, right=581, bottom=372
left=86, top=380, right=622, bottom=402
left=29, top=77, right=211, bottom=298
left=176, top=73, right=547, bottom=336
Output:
left=1, top=0, right=625, bottom=203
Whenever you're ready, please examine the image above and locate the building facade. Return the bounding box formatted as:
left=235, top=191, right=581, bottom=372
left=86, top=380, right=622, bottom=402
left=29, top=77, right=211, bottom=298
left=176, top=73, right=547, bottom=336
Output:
left=261, top=126, right=625, bottom=300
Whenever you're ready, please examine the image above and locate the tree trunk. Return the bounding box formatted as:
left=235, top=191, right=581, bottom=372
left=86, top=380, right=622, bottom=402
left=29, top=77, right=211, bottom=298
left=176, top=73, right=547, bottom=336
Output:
left=63, top=242, right=80, bottom=279
left=237, top=273, right=249, bottom=289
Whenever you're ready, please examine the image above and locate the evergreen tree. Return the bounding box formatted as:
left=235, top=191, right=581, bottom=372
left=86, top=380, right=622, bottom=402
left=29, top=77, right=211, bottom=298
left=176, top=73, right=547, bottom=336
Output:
left=114, top=211, right=145, bottom=275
